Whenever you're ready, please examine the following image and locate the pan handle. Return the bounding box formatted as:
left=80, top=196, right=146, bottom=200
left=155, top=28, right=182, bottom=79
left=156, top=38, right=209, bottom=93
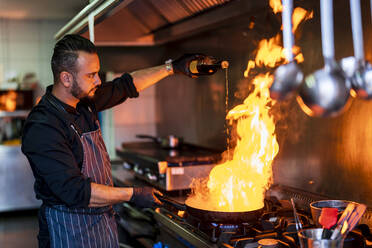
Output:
left=155, top=194, right=187, bottom=211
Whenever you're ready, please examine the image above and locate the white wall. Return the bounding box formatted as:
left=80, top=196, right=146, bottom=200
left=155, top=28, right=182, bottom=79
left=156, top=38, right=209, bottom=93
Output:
left=97, top=47, right=164, bottom=154
left=0, top=19, right=67, bottom=89
left=105, top=73, right=157, bottom=151
left=112, top=86, right=157, bottom=145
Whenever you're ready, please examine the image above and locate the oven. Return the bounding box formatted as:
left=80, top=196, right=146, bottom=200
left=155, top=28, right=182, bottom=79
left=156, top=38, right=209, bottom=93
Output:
left=0, top=90, right=41, bottom=211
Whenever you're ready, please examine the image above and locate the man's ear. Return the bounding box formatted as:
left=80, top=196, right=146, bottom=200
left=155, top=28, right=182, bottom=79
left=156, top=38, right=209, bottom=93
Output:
left=59, top=71, right=73, bottom=88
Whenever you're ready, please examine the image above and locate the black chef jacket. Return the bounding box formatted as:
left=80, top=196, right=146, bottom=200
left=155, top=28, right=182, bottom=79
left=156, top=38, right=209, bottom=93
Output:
left=21, top=73, right=138, bottom=208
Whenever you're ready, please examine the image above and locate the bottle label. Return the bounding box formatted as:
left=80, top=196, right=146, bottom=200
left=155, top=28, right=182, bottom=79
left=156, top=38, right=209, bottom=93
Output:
left=189, top=60, right=199, bottom=74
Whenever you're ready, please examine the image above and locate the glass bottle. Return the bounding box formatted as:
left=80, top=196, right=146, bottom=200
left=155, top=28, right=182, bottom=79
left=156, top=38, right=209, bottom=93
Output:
left=189, top=56, right=229, bottom=76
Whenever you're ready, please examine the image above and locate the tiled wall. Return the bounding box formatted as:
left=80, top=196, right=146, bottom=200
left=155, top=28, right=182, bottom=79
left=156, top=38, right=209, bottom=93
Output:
left=0, top=19, right=66, bottom=91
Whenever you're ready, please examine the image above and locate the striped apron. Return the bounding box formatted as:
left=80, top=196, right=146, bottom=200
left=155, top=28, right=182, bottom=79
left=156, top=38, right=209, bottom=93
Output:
left=43, top=95, right=119, bottom=248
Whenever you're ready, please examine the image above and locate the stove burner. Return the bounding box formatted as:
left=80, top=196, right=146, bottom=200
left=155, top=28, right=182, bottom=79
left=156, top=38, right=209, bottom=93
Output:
left=217, top=224, right=240, bottom=231
left=145, top=197, right=369, bottom=248
left=258, top=238, right=279, bottom=248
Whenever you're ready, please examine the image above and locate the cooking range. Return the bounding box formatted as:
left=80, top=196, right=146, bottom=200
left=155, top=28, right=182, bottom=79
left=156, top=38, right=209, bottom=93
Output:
left=117, top=186, right=372, bottom=248
left=115, top=141, right=372, bottom=248
left=151, top=196, right=312, bottom=248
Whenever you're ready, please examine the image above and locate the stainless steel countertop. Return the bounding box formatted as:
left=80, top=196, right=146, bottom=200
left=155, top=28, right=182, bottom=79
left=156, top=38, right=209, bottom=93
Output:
left=111, top=161, right=187, bottom=204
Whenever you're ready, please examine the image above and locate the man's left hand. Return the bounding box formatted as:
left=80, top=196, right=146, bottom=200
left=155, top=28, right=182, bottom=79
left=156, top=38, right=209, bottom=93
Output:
left=129, top=186, right=162, bottom=208
left=172, top=53, right=206, bottom=78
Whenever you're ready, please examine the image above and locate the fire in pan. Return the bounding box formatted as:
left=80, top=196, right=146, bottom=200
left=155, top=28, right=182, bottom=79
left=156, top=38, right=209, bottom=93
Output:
left=156, top=194, right=263, bottom=223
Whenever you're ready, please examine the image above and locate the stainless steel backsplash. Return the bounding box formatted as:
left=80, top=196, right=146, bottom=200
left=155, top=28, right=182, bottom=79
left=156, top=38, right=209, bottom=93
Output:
left=99, top=0, right=372, bottom=206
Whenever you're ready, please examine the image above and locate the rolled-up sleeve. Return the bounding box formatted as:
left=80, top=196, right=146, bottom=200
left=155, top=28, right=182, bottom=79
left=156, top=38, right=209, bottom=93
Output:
left=93, top=73, right=139, bottom=112
left=22, top=121, right=91, bottom=207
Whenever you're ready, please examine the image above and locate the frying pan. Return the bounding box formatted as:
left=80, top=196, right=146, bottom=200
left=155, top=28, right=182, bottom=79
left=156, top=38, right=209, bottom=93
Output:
left=156, top=194, right=264, bottom=223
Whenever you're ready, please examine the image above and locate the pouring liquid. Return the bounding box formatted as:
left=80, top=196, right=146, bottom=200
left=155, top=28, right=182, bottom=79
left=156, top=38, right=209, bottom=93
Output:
left=225, top=68, right=230, bottom=158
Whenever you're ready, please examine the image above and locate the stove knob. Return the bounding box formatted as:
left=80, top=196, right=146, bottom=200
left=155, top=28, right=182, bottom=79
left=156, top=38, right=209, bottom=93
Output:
left=122, top=161, right=132, bottom=169
left=133, top=164, right=143, bottom=175
left=146, top=173, right=158, bottom=181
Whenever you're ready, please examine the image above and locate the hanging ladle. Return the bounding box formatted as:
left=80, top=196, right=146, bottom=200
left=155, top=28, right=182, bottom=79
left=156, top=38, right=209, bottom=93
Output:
left=297, top=0, right=351, bottom=117
left=270, top=0, right=303, bottom=100
left=340, top=0, right=372, bottom=99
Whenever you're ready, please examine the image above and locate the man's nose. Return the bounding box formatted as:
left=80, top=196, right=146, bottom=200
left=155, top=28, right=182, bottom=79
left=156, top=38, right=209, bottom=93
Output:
left=95, top=74, right=101, bottom=86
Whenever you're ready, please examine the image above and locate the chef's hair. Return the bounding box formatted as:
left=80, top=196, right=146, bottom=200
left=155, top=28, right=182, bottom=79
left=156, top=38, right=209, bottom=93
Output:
left=51, top=34, right=97, bottom=83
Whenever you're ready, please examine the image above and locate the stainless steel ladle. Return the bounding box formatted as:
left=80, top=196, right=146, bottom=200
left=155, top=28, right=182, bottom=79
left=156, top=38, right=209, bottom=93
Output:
left=270, top=0, right=303, bottom=100
left=297, top=0, right=351, bottom=117
left=340, top=0, right=372, bottom=99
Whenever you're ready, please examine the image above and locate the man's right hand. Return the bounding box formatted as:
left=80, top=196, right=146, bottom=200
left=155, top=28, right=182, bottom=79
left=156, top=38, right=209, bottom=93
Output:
left=172, top=53, right=206, bottom=78
left=129, top=186, right=162, bottom=208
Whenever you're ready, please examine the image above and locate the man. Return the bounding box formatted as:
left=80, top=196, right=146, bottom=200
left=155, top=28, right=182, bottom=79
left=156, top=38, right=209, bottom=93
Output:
left=21, top=34, right=199, bottom=248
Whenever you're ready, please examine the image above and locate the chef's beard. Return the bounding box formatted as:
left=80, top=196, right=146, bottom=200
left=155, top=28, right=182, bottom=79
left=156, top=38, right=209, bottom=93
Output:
left=70, top=75, right=97, bottom=100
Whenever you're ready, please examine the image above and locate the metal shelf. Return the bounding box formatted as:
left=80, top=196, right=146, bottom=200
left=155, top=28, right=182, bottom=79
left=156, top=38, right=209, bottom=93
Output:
left=0, top=110, right=30, bottom=118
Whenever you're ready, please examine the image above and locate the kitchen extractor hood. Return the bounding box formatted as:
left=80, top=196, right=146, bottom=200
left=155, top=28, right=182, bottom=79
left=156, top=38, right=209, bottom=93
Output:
left=54, top=0, right=268, bottom=46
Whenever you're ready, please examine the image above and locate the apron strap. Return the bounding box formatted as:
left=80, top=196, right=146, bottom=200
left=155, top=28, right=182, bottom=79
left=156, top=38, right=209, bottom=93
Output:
left=45, top=93, right=83, bottom=136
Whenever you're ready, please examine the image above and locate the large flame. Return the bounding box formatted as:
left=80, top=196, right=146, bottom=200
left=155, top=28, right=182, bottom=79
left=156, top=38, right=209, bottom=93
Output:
left=187, top=73, right=278, bottom=211
left=0, top=91, right=17, bottom=111
left=270, top=0, right=282, bottom=14
left=293, top=7, right=313, bottom=32
left=187, top=1, right=312, bottom=212
left=245, top=5, right=312, bottom=78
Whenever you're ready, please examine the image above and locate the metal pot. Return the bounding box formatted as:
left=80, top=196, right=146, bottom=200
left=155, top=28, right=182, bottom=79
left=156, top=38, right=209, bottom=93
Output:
left=310, top=200, right=354, bottom=227
left=298, top=228, right=345, bottom=248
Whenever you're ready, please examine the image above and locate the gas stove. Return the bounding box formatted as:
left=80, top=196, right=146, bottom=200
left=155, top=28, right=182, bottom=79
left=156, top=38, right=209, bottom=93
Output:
left=116, top=185, right=372, bottom=248
left=149, top=199, right=370, bottom=248
left=150, top=198, right=312, bottom=248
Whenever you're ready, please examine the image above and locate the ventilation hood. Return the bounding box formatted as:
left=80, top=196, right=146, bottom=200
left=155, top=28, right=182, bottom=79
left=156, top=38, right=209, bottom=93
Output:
left=54, top=0, right=268, bottom=46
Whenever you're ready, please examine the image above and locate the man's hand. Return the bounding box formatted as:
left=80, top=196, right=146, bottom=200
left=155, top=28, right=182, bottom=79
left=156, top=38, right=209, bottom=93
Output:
left=129, top=186, right=162, bottom=208
left=172, top=54, right=206, bottom=78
